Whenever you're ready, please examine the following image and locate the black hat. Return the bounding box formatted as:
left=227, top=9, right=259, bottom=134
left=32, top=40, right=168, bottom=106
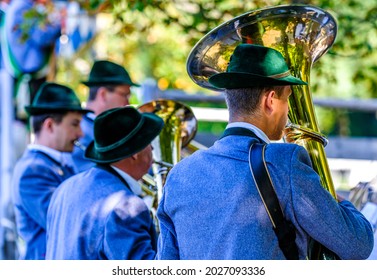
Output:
left=81, top=60, right=140, bottom=87
left=25, top=82, right=92, bottom=115
left=85, top=106, right=164, bottom=163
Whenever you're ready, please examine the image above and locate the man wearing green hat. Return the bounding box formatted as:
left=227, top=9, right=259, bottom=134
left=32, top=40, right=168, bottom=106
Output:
left=46, top=106, right=163, bottom=260
left=72, top=60, right=139, bottom=172
left=156, top=44, right=374, bottom=260
left=11, top=82, right=91, bottom=259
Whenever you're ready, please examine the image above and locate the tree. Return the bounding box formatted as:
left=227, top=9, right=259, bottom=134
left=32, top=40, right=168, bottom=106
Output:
left=24, top=0, right=377, bottom=134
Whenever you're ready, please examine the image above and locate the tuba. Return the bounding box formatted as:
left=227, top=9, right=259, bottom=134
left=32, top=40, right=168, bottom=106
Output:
left=186, top=4, right=338, bottom=259
left=138, top=99, right=198, bottom=210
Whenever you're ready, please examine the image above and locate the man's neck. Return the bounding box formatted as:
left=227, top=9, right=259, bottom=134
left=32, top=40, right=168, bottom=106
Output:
left=229, top=114, right=271, bottom=139
left=33, top=131, right=67, bottom=151
left=85, top=102, right=101, bottom=116
left=229, top=116, right=261, bottom=131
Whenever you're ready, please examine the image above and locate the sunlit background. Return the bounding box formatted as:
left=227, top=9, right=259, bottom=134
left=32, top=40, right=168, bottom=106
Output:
left=2, top=0, right=377, bottom=259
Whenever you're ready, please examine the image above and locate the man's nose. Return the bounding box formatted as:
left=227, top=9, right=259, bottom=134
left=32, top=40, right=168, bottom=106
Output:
left=78, top=127, right=83, bottom=138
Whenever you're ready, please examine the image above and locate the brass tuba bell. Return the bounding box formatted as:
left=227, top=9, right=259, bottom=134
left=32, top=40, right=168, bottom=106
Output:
left=138, top=99, right=198, bottom=207
left=186, top=4, right=338, bottom=259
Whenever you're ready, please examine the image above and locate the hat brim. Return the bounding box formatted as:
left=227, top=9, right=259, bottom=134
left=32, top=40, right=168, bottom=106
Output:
left=209, top=72, right=307, bottom=89
left=81, top=80, right=140, bottom=87
left=25, top=106, right=93, bottom=116
left=84, top=113, right=164, bottom=163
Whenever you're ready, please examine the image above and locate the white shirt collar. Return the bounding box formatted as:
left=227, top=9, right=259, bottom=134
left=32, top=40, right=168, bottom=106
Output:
left=85, top=112, right=96, bottom=121
left=110, top=166, right=142, bottom=195
left=226, top=122, right=271, bottom=144
left=27, top=144, right=69, bottom=165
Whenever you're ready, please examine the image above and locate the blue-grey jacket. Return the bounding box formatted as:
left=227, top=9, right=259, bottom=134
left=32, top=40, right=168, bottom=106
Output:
left=156, top=133, right=374, bottom=260
left=72, top=114, right=95, bottom=172
left=46, top=166, right=157, bottom=260
left=12, top=149, right=75, bottom=260
left=4, top=0, right=61, bottom=74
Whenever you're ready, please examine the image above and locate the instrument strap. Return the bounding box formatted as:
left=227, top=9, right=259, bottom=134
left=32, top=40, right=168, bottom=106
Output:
left=220, top=127, right=298, bottom=259
left=220, top=127, right=261, bottom=141
left=249, top=143, right=299, bottom=260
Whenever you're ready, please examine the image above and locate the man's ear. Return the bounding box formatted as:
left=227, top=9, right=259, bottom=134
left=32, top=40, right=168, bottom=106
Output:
left=263, top=90, right=276, bottom=115
left=131, top=153, right=138, bottom=161
left=43, top=117, right=54, bottom=132
left=97, top=87, right=108, bottom=102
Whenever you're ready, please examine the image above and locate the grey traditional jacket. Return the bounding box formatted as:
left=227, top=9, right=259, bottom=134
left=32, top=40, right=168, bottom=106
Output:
left=156, top=130, right=374, bottom=260
left=46, top=166, right=157, bottom=260
left=12, top=149, right=75, bottom=259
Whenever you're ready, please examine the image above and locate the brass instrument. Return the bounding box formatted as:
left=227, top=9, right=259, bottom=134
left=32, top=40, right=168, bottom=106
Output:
left=73, top=140, right=86, bottom=151
left=138, top=99, right=198, bottom=210
left=186, top=4, right=338, bottom=259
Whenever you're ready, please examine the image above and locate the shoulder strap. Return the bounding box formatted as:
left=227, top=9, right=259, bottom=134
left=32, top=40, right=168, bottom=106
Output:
left=248, top=143, right=299, bottom=260
left=220, top=127, right=262, bottom=142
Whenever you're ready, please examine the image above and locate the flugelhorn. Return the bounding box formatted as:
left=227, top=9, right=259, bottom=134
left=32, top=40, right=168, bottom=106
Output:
left=138, top=99, right=198, bottom=208
left=186, top=4, right=338, bottom=260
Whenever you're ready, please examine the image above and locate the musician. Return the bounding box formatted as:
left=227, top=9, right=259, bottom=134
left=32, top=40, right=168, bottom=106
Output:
left=11, top=82, right=90, bottom=259
left=156, top=44, right=374, bottom=260
left=46, top=106, right=163, bottom=260
left=71, top=60, right=139, bottom=172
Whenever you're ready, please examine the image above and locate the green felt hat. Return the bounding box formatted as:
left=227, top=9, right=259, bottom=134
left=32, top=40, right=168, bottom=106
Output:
left=81, top=60, right=140, bottom=87
left=85, top=106, right=164, bottom=163
left=209, top=44, right=307, bottom=89
left=25, top=82, right=92, bottom=115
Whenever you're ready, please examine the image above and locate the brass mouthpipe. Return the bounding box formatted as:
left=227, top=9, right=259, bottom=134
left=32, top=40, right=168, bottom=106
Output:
left=74, top=140, right=86, bottom=151
left=153, top=160, right=174, bottom=169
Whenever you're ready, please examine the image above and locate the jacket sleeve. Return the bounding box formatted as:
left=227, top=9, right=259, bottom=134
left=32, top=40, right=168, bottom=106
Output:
left=156, top=187, right=180, bottom=260
left=18, top=164, right=61, bottom=229
left=103, top=195, right=156, bottom=260
left=289, top=145, right=374, bottom=259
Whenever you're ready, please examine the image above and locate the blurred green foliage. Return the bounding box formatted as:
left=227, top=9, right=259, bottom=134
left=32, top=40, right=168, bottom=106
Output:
left=41, top=0, right=377, bottom=136
left=198, top=121, right=227, bottom=135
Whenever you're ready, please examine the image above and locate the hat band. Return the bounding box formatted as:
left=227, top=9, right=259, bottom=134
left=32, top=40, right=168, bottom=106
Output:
left=268, top=70, right=291, bottom=79
left=95, top=116, right=145, bottom=152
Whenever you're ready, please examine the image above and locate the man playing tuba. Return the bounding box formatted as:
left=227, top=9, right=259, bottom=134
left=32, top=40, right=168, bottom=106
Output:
left=156, top=44, right=374, bottom=260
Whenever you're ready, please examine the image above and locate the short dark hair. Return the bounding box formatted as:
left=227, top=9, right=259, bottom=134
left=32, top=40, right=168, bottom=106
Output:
left=87, top=85, right=118, bottom=101
left=88, top=86, right=101, bottom=101
left=224, top=86, right=285, bottom=118
left=30, top=113, right=67, bottom=135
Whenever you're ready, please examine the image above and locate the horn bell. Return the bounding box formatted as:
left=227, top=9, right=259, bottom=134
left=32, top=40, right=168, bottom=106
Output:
left=138, top=99, right=198, bottom=203
left=187, top=4, right=337, bottom=92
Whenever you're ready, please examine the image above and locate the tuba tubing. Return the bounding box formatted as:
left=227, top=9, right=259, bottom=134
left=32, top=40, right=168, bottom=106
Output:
left=138, top=99, right=198, bottom=210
